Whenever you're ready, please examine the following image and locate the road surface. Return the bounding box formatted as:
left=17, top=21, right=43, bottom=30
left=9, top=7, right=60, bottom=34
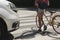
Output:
left=11, top=8, right=60, bottom=40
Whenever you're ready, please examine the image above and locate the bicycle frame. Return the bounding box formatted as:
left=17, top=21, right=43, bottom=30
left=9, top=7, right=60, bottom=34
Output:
left=36, top=10, right=60, bottom=34
left=36, top=10, right=56, bottom=27
left=44, top=13, right=53, bottom=26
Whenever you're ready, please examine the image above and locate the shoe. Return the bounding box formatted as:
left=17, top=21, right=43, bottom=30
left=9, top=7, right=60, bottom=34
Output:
left=37, top=29, right=42, bottom=33
left=44, top=25, right=47, bottom=31
left=41, top=31, right=48, bottom=36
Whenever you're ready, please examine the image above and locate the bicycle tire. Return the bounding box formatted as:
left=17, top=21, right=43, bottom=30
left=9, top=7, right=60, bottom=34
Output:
left=52, top=15, right=60, bottom=34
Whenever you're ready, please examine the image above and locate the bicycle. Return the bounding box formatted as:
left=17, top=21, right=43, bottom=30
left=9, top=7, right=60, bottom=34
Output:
left=36, top=10, right=60, bottom=34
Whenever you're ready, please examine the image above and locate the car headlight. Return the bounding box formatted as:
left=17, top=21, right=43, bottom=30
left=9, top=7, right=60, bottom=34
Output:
left=9, top=3, right=16, bottom=9
left=12, top=21, right=20, bottom=29
left=9, top=3, right=17, bottom=12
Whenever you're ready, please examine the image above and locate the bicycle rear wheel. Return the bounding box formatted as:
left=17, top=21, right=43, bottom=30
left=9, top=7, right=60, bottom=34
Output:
left=52, top=15, right=60, bottom=34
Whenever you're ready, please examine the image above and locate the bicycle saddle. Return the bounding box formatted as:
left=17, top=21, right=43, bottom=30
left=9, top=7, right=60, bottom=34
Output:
left=48, top=11, right=56, bottom=13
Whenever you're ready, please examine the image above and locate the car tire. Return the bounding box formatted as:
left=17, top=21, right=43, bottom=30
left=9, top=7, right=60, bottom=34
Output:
left=0, top=18, right=14, bottom=40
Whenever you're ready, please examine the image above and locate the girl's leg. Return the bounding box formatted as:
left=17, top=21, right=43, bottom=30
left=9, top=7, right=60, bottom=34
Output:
left=37, top=11, right=42, bottom=31
left=41, top=9, right=47, bottom=31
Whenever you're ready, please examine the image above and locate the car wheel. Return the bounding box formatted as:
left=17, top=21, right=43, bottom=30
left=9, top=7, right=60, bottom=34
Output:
left=0, top=18, right=8, bottom=40
left=0, top=18, right=14, bottom=40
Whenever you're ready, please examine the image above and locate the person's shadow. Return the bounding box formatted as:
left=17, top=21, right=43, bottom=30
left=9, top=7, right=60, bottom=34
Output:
left=40, top=31, right=60, bottom=40
left=15, top=29, right=60, bottom=39
left=15, top=30, right=39, bottom=39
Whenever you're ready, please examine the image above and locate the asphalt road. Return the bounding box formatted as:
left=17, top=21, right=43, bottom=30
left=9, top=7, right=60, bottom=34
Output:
left=11, top=8, right=60, bottom=40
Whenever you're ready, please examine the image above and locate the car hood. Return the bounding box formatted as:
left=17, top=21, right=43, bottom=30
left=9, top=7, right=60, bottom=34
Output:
left=0, top=0, right=10, bottom=5
left=0, top=3, right=19, bottom=20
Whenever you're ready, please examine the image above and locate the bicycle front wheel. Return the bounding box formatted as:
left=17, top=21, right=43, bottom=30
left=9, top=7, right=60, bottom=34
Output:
left=52, top=15, right=60, bottom=34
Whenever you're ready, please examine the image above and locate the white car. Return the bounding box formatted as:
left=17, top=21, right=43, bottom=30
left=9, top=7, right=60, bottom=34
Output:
left=0, top=0, right=17, bottom=12
left=0, top=2, right=20, bottom=35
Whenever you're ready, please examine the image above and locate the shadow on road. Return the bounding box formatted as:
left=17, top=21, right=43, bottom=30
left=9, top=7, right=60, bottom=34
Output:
left=15, top=30, right=38, bottom=39
left=48, top=33, right=60, bottom=39
left=43, top=31, right=60, bottom=40
left=15, top=29, right=60, bottom=39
